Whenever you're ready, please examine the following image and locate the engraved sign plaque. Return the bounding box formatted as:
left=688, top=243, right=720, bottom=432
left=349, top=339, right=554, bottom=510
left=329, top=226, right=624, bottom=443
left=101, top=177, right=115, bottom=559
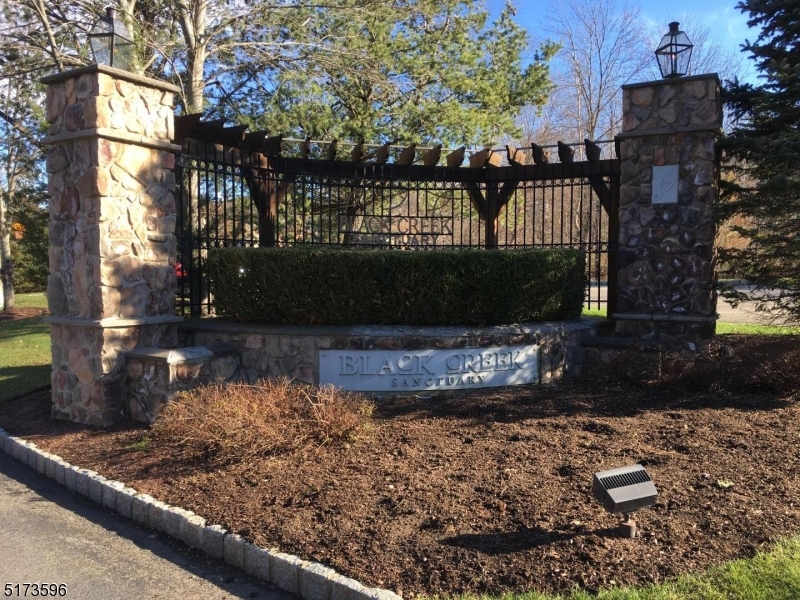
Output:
left=652, top=165, right=679, bottom=204
left=318, top=345, right=540, bottom=392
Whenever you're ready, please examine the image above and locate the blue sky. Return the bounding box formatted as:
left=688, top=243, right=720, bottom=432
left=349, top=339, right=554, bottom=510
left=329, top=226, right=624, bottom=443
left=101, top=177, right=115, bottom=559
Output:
left=494, top=0, right=757, bottom=70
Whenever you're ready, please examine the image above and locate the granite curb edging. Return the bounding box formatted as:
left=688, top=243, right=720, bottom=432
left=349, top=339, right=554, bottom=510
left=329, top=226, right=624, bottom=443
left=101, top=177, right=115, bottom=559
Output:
left=0, top=427, right=401, bottom=600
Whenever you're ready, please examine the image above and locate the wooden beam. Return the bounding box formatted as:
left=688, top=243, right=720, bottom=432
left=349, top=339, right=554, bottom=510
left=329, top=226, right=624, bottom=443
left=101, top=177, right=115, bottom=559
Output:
left=262, top=135, right=283, bottom=157
left=350, top=140, right=365, bottom=163
left=193, top=119, right=226, bottom=141
left=584, top=138, right=602, bottom=162
left=373, top=140, right=395, bottom=165
left=531, top=142, right=549, bottom=165
left=506, top=144, right=528, bottom=166
left=215, top=125, right=248, bottom=146
left=557, top=141, right=575, bottom=163
left=466, top=183, right=488, bottom=220
left=446, top=146, right=466, bottom=168
left=588, top=174, right=613, bottom=215
left=326, top=139, right=338, bottom=161
left=266, top=156, right=619, bottom=184
left=173, top=113, right=203, bottom=143
left=421, top=144, right=442, bottom=167
left=486, top=150, right=503, bottom=168
left=469, top=147, right=502, bottom=169
left=242, top=130, right=270, bottom=152
left=397, top=143, right=417, bottom=165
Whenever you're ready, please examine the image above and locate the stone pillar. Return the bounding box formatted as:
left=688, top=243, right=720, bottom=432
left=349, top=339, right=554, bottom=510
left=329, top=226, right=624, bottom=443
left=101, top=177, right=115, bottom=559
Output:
left=615, top=74, right=722, bottom=347
left=42, top=65, right=182, bottom=426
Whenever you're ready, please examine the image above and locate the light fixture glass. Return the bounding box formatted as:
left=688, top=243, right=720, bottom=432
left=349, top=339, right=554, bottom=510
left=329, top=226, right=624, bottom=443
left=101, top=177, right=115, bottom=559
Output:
left=88, top=7, right=135, bottom=71
left=655, top=22, right=693, bottom=79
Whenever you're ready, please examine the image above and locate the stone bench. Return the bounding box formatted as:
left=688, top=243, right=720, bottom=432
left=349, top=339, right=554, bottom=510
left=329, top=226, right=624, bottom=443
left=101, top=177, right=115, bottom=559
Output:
left=124, top=345, right=240, bottom=423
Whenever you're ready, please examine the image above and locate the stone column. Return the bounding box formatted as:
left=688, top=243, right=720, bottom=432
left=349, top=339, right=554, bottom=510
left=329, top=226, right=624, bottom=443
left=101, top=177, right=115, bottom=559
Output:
left=615, top=74, right=722, bottom=347
left=42, top=65, right=182, bottom=426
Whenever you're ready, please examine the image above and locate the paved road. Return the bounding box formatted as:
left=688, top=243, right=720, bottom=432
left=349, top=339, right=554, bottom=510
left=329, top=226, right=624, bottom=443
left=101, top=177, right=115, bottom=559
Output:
left=0, top=453, right=289, bottom=600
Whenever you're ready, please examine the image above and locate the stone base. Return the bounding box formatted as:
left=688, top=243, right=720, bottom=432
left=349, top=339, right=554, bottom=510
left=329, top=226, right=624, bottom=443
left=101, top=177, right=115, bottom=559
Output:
left=49, top=320, right=179, bottom=427
left=124, top=346, right=241, bottom=422
left=612, top=313, right=715, bottom=350
left=181, top=318, right=599, bottom=390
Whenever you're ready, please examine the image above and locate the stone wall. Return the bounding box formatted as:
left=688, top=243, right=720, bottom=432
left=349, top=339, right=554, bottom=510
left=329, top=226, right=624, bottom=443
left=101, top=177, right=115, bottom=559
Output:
left=615, top=74, right=722, bottom=346
left=185, top=321, right=596, bottom=383
left=42, top=65, right=182, bottom=426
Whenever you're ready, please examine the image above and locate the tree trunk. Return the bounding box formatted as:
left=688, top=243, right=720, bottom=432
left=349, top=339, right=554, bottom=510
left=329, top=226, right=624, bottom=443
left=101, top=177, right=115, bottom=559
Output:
left=0, top=191, right=14, bottom=311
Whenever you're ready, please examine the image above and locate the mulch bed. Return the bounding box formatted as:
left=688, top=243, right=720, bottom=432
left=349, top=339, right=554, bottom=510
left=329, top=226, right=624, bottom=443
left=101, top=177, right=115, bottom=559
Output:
left=0, top=307, right=47, bottom=321
left=2, top=335, right=799, bottom=598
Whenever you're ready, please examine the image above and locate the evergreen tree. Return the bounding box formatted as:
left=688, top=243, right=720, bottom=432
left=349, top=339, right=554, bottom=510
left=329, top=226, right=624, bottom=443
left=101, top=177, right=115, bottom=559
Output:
left=214, top=1, right=557, bottom=146
left=719, top=0, right=800, bottom=323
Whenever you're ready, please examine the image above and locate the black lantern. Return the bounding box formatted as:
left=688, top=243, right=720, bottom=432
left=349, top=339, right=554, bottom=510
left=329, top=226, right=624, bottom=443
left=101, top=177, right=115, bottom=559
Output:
left=88, top=7, right=134, bottom=71
left=655, top=22, right=693, bottom=79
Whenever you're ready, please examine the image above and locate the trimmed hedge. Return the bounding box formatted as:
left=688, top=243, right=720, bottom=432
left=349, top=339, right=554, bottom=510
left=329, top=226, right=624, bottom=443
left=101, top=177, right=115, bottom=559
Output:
left=207, top=247, right=586, bottom=326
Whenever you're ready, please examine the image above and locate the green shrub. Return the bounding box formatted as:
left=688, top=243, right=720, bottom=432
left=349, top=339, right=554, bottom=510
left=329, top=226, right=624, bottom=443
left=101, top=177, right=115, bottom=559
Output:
left=208, top=247, right=586, bottom=326
left=9, top=203, right=48, bottom=293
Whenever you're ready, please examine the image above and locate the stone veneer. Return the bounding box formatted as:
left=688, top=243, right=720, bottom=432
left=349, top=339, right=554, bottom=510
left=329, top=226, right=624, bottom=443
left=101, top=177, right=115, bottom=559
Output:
left=42, top=65, right=182, bottom=426
left=615, top=74, right=722, bottom=346
left=120, top=320, right=598, bottom=423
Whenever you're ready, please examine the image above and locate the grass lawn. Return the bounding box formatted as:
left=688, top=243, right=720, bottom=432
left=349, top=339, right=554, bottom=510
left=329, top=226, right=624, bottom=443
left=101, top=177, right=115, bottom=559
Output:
left=715, top=322, right=800, bottom=335
left=12, top=292, right=47, bottom=310
left=0, top=293, right=51, bottom=404
left=581, top=308, right=799, bottom=336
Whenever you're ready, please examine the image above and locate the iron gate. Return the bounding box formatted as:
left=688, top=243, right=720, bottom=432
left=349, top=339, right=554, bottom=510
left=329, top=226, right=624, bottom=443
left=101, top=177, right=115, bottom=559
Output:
left=175, top=139, right=619, bottom=318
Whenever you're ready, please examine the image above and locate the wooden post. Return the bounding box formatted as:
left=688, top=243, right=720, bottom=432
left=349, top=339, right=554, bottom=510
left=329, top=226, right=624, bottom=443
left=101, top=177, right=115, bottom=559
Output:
left=485, top=182, right=498, bottom=249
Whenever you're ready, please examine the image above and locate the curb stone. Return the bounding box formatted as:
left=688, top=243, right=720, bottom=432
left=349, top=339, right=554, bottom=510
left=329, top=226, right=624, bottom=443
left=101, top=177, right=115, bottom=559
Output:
left=87, top=473, right=108, bottom=505
left=272, top=551, right=304, bottom=594
left=181, top=513, right=206, bottom=549
left=103, top=480, right=127, bottom=510
left=64, top=465, right=78, bottom=491
left=164, top=505, right=193, bottom=539
left=54, top=459, right=68, bottom=485
left=301, top=562, right=337, bottom=600
left=0, top=431, right=403, bottom=600
left=26, top=443, right=39, bottom=469
left=131, top=493, right=154, bottom=525
left=148, top=499, right=169, bottom=532
left=224, top=532, right=246, bottom=570
left=116, top=486, right=138, bottom=519
left=331, top=574, right=366, bottom=600
left=244, top=543, right=272, bottom=580
left=203, top=524, right=226, bottom=559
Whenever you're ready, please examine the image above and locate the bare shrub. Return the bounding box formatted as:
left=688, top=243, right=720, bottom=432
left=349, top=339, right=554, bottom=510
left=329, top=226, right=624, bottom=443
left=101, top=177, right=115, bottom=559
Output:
left=151, top=378, right=374, bottom=463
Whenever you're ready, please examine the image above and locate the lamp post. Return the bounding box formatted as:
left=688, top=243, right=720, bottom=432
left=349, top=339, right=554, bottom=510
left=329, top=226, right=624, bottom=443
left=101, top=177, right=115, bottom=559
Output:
left=655, top=22, right=693, bottom=79
left=88, top=7, right=135, bottom=71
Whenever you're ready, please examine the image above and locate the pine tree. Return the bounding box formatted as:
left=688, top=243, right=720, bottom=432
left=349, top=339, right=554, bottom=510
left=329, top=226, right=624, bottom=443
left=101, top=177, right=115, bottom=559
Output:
left=718, top=0, right=800, bottom=323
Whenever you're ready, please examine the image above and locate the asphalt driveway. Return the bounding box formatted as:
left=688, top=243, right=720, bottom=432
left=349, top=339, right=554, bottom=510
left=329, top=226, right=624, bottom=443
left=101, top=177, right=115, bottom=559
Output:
left=0, top=453, right=289, bottom=600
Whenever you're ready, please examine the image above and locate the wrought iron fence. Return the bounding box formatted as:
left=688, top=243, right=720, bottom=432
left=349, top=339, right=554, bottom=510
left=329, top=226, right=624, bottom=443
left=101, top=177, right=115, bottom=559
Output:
left=176, top=139, right=619, bottom=317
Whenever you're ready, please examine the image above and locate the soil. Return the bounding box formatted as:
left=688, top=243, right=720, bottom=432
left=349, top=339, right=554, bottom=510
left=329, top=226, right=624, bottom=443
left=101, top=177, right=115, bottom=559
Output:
left=0, top=306, right=48, bottom=321
left=2, top=335, right=799, bottom=598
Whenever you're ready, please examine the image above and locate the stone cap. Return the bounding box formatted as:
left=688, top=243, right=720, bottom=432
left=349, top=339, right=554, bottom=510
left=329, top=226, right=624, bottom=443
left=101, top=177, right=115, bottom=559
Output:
left=181, top=317, right=602, bottom=338
left=622, top=72, right=720, bottom=91
left=41, top=64, right=181, bottom=94
left=44, top=315, right=184, bottom=328
left=127, top=346, right=214, bottom=364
